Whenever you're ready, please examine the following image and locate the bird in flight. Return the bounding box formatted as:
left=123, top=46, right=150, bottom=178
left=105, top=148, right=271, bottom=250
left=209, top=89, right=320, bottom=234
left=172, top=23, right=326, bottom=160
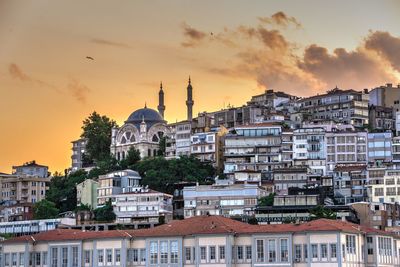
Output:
left=86, top=56, right=94, bottom=60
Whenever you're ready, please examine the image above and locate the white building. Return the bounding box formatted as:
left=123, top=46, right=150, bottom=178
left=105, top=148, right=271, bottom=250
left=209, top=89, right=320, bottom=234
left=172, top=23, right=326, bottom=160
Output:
left=183, top=182, right=268, bottom=218
left=1, top=215, right=400, bottom=267
left=370, top=168, right=400, bottom=204
left=112, top=188, right=173, bottom=226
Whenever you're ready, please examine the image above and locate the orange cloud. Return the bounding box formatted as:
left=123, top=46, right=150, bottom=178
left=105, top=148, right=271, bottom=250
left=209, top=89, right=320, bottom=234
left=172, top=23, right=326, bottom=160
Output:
left=67, top=78, right=91, bottom=104
left=181, top=22, right=207, bottom=47
left=91, top=38, right=132, bottom=49
left=259, top=11, right=302, bottom=28
left=365, top=31, right=400, bottom=72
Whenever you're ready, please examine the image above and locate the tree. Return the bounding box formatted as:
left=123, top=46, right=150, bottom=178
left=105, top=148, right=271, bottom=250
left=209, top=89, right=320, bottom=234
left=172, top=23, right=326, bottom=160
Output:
left=157, top=136, right=167, bottom=156
left=46, top=169, right=87, bottom=213
left=247, top=217, right=258, bottom=225
left=94, top=200, right=116, bottom=222
left=81, top=111, right=118, bottom=162
left=309, top=205, right=336, bottom=220
left=258, top=193, right=276, bottom=206
left=33, top=199, right=59, bottom=219
left=119, top=147, right=141, bottom=169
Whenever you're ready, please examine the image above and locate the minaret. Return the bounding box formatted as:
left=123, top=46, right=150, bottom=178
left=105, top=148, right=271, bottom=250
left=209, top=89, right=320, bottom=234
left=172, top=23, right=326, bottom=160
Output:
left=157, top=82, right=165, bottom=118
left=186, top=76, right=194, bottom=121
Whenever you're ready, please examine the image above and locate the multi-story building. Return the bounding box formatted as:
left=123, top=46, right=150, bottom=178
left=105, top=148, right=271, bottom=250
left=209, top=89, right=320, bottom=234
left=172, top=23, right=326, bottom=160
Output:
left=97, top=170, right=141, bottom=206
left=368, top=132, right=393, bottom=163
left=0, top=203, right=33, bottom=222
left=370, top=168, right=400, bottom=203
left=369, top=83, right=400, bottom=111
left=233, top=170, right=262, bottom=184
left=293, top=127, right=326, bottom=175
left=273, top=167, right=308, bottom=195
left=393, top=136, right=400, bottom=168
left=333, top=164, right=368, bottom=204
left=224, top=123, right=286, bottom=179
left=298, top=87, right=369, bottom=127
left=71, top=138, right=88, bottom=171
left=183, top=182, right=267, bottom=218
left=12, top=161, right=49, bottom=178
left=112, top=188, right=173, bottom=226
left=165, top=120, right=192, bottom=159
left=248, top=89, right=298, bottom=109
left=326, top=130, right=368, bottom=173
left=210, top=105, right=263, bottom=128
left=3, top=215, right=400, bottom=267
left=76, top=179, right=99, bottom=209
left=0, top=173, right=50, bottom=204
left=350, top=202, right=400, bottom=231
left=368, top=105, right=394, bottom=131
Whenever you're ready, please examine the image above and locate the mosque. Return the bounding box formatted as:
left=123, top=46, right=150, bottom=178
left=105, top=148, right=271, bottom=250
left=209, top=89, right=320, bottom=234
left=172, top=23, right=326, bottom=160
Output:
left=110, top=78, right=194, bottom=159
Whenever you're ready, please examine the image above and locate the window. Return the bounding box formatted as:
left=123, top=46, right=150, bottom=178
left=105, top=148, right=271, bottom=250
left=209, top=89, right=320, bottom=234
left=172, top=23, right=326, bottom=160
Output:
left=219, top=246, right=225, bottom=260
left=4, top=254, right=9, bottom=267
left=330, top=244, right=337, bottom=259
left=72, top=247, right=78, bottom=267
left=268, top=239, right=276, bottom=262
left=106, top=249, right=112, bottom=264
left=367, top=237, right=374, bottom=255
left=35, top=252, right=41, bottom=266
left=61, top=247, right=68, bottom=267
left=170, top=241, right=179, bottom=263
left=115, top=249, right=121, bottom=264
left=52, top=248, right=58, bottom=267
left=245, top=246, right=252, bottom=260
left=140, top=249, right=146, bottom=263
left=280, top=239, right=288, bottom=262
left=303, top=244, right=308, bottom=260
left=256, top=240, right=264, bottom=262
left=346, top=235, right=356, bottom=254
left=210, top=246, right=216, bottom=261
left=321, top=244, right=328, bottom=259
left=132, top=249, right=139, bottom=262
left=311, top=244, right=318, bottom=259
left=98, top=249, right=104, bottom=264
left=160, top=241, right=168, bottom=263
left=237, top=246, right=243, bottom=260
left=185, top=247, right=191, bottom=262
left=84, top=250, right=91, bottom=264
left=19, top=253, right=24, bottom=267
left=295, top=244, right=302, bottom=261
left=12, top=253, right=17, bottom=266
left=200, top=246, right=207, bottom=261
left=150, top=241, right=158, bottom=264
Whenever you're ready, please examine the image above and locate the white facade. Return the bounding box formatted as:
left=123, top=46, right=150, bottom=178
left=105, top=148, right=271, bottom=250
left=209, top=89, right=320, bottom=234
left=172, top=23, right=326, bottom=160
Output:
left=370, top=168, right=400, bottom=204
left=191, top=132, right=216, bottom=163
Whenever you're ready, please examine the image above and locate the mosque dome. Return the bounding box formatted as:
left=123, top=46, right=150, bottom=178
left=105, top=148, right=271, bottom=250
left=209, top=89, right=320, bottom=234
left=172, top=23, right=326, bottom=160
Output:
left=125, top=106, right=165, bottom=128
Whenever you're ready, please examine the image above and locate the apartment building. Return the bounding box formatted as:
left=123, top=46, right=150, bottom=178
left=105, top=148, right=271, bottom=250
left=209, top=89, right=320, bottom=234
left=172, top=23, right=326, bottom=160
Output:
left=183, top=182, right=267, bottom=218
left=298, top=87, right=369, bottom=127
left=112, top=188, right=173, bottom=226
left=350, top=202, right=400, bottom=231
left=76, top=179, right=99, bottom=209
left=273, top=167, right=308, bottom=195
left=165, top=120, right=192, bottom=159
left=368, top=105, right=394, bottom=131
left=333, top=164, right=368, bottom=204
left=369, top=83, right=400, bottom=111
left=224, top=123, right=286, bottom=179
left=293, top=127, right=326, bottom=175
left=12, top=161, right=49, bottom=178
left=368, top=132, right=393, bottom=163
left=370, top=168, right=400, bottom=203
left=210, top=105, right=263, bottom=128
left=2, top=215, right=400, bottom=267
left=326, top=130, right=368, bottom=173
left=0, top=174, right=50, bottom=204
left=97, top=170, right=141, bottom=206
left=71, top=138, right=88, bottom=171
left=190, top=132, right=218, bottom=164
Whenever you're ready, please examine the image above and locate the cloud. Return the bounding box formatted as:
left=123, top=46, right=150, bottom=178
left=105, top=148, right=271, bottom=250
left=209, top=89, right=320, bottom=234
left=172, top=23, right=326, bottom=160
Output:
left=259, top=11, right=302, bottom=28
left=298, top=44, right=398, bottom=89
left=8, top=63, right=60, bottom=91
left=365, top=31, right=400, bottom=72
left=181, top=22, right=207, bottom=47
left=67, top=78, right=91, bottom=104
left=91, top=38, right=132, bottom=49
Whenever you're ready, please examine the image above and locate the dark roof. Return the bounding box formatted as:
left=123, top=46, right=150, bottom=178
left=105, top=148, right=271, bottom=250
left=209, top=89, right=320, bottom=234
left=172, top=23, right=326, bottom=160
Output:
left=125, top=107, right=165, bottom=128
left=13, top=161, right=47, bottom=168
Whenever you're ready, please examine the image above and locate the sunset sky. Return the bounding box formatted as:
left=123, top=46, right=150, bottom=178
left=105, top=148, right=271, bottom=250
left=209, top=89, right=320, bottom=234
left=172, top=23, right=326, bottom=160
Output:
left=1, top=0, right=400, bottom=173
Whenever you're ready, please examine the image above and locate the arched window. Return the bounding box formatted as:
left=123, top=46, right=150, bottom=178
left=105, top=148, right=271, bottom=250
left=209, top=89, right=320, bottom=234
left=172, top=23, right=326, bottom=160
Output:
left=148, top=149, right=151, bottom=157
left=117, top=152, right=121, bottom=161
left=152, top=134, right=159, bottom=142
left=122, top=151, right=125, bottom=159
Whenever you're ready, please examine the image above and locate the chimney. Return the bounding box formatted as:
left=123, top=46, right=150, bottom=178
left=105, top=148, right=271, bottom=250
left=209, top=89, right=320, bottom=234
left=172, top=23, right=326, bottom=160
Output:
left=387, top=83, right=393, bottom=88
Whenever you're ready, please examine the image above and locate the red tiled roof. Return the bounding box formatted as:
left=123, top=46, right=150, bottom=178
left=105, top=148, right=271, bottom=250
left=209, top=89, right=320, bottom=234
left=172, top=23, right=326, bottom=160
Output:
left=2, top=216, right=394, bottom=244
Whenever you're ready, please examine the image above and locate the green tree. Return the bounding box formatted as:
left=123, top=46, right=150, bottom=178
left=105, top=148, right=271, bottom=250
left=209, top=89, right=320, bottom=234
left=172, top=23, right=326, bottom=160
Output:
left=157, top=136, right=167, bottom=156
left=81, top=111, right=118, bottom=162
left=119, top=147, right=141, bottom=169
left=309, top=205, right=337, bottom=220
left=46, top=169, right=88, bottom=213
left=258, top=193, right=276, bottom=206
left=247, top=217, right=258, bottom=225
left=94, top=200, right=116, bottom=222
left=33, top=199, right=59, bottom=219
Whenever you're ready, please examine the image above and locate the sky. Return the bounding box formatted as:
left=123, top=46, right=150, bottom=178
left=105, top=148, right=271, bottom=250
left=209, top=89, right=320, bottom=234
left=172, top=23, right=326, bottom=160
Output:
left=1, top=0, right=400, bottom=173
